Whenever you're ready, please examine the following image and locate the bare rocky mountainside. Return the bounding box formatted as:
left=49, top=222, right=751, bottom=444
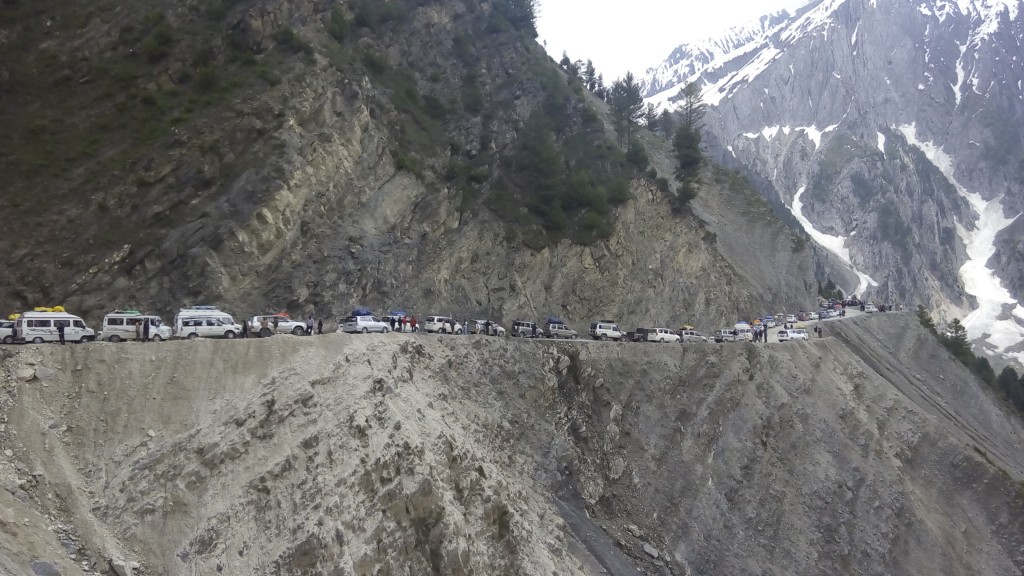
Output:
left=644, top=0, right=1024, bottom=365
left=1, top=315, right=1023, bottom=575
left=0, top=0, right=814, bottom=329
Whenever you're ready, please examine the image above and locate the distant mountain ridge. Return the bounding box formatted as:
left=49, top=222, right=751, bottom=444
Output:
left=641, top=9, right=791, bottom=99
left=643, top=0, right=1024, bottom=366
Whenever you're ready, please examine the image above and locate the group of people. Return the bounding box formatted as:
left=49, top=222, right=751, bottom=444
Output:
left=388, top=315, right=418, bottom=333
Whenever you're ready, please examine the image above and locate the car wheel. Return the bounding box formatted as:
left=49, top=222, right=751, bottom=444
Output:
left=383, top=327, right=389, bottom=333
left=454, top=329, right=462, bottom=335
left=79, top=336, right=89, bottom=344
left=1, top=336, right=12, bottom=344
left=188, top=333, right=199, bottom=340
left=225, top=331, right=236, bottom=339
left=33, top=337, right=44, bottom=344
left=600, top=334, right=608, bottom=341
left=259, top=328, right=273, bottom=338
left=361, top=328, right=368, bottom=334
left=659, top=338, right=665, bottom=343
left=292, top=327, right=305, bottom=336
left=109, top=335, right=121, bottom=343
left=571, top=334, right=577, bottom=339
left=152, top=335, right=163, bottom=342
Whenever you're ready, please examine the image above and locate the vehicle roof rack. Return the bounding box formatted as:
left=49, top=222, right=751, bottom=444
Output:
left=112, top=310, right=142, bottom=315
left=598, top=319, right=617, bottom=323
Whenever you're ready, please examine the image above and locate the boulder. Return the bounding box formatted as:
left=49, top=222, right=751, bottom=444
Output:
left=643, top=542, right=659, bottom=559
left=30, top=560, right=61, bottom=576
left=110, top=559, right=133, bottom=576
left=16, top=367, right=35, bottom=381
left=34, top=366, right=56, bottom=381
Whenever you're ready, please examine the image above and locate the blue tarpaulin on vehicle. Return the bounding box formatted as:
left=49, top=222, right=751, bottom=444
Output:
left=546, top=316, right=565, bottom=324
left=351, top=307, right=373, bottom=316
left=387, top=310, right=407, bottom=317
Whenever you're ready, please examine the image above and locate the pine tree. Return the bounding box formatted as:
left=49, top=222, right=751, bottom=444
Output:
left=584, top=60, right=597, bottom=92
left=670, top=82, right=706, bottom=211
left=559, top=52, right=572, bottom=70
left=608, top=72, right=644, bottom=147
left=494, top=0, right=538, bottom=36
left=659, top=109, right=676, bottom=139
left=677, top=82, right=706, bottom=135
left=643, top=103, right=659, bottom=132
left=594, top=74, right=606, bottom=100
left=941, top=318, right=974, bottom=365
left=996, top=366, right=1020, bottom=401
left=1015, top=371, right=1024, bottom=411
left=971, top=357, right=996, bottom=385
left=915, top=305, right=937, bottom=333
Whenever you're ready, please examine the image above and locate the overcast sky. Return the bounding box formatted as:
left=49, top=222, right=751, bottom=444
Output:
left=536, top=0, right=807, bottom=80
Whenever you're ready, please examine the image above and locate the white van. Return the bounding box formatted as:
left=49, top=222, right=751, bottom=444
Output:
left=733, top=323, right=754, bottom=341
left=173, top=306, right=243, bottom=340
left=15, top=311, right=96, bottom=344
left=646, top=328, right=681, bottom=343
left=100, top=310, right=173, bottom=342
left=1, top=320, right=15, bottom=344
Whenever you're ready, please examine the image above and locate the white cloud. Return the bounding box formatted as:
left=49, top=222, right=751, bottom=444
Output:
left=537, top=0, right=808, bottom=79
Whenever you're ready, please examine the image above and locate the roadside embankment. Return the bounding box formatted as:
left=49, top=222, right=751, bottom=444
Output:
left=0, top=315, right=1021, bottom=575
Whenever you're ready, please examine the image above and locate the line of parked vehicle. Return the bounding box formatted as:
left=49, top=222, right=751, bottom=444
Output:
left=1, top=298, right=877, bottom=346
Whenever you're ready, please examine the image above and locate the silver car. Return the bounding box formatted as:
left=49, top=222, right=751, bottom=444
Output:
left=342, top=315, right=389, bottom=334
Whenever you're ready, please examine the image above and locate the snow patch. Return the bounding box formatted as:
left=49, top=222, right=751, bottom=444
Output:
left=739, top=123, right=839, bottom=150
left=877, top=132, right=886, bottom=154
left=790, top=186, right=879, bottom=297
left=850, top=21, right=859, bottom=46
left=954, top=42, right=969, bottom=106
left=727, top=145, right=736, bottom=158
left=898, top=122, right=1024, bottom=363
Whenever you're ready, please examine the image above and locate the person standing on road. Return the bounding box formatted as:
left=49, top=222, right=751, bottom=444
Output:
left=317, top=319, right=323, bottom=335
left=57, top=322, right=66, bottom=345
left=242, top=320, right=249, bottom=338
left=142, top=318, right=151, bottom=343
left=306, top=315, right=315, bottom=336
left=411, top=316, right=418, bottom=333
left=389, top=316, right=396, bottom=332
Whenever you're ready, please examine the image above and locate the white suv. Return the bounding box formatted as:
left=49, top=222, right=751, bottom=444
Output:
left=250, top=314, right=306, bottom=336
left=342, top=316, right=389, bottom=334
left=777, top=329, right=809, bottom=342
left=177, top=316, right=243, bottom=339
left=679, top=330, right=707, bottom=342
left=589, top=321, right=623, bottom=341
left=423, top=316, right=464, bottom=334
left=646, top=328, right=681, bottom=343
left=511, top=320, right=542, bottom=338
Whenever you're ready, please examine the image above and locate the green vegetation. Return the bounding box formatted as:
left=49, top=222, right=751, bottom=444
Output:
left=327, top=6, right=350, bottom=43
left=916, top=306, right=1024, bottom=415
left=670, top=82, right=706, bottom=212
left=488, top=0, right=538, bottom=37
left=489, top=103, right=636, bottom=246
left=818, top=278, right=844, bottom=301
left=0, top=0, right=312, bottom=250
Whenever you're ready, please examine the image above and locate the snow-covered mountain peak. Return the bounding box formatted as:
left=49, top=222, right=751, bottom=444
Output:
left=930, top=0, right=1021, bottom=34
left=640, top=9, right=792, bottom=99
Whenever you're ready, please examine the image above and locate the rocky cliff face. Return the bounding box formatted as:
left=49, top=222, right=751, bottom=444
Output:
left=644, top=0, right=1024, bottom=365
left=0, top=0, right=815, bottom=330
